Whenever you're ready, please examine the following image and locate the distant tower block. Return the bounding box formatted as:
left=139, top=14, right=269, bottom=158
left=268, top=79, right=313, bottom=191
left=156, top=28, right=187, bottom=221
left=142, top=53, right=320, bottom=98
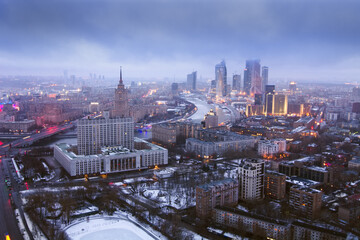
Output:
left=113, top=67, right=130, bottom=117
left=289, top=81, right=297, bottom=94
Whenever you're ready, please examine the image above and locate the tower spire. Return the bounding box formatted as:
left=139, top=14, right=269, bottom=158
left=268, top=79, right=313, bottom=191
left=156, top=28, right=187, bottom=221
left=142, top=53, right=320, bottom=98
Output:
left=119, top=66, right=123, bottom=84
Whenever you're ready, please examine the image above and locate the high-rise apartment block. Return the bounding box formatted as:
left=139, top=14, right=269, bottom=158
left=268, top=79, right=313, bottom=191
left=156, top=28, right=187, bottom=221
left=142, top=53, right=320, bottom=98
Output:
left=187, top=71, right=197, bottom=91
left=289, top=185, right=323, bottom=219
left=215, top=60, right=227, bottom=97
left=196, top=179, right=239, bottom=219
left=238, top=159, right=265, bottom=200
left=77, top=114, right=134, bottom=155
left=265, top=170, right=286, bottom=200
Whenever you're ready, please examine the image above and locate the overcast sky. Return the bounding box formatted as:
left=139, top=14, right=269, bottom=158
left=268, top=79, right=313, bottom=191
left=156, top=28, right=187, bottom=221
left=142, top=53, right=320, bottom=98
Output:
left=0, top=0, right=360, bottom=82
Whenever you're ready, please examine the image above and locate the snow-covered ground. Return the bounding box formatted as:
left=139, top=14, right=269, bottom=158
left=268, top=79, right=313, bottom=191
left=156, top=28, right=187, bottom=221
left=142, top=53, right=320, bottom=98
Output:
left=65, top=217, right=157, bottom=240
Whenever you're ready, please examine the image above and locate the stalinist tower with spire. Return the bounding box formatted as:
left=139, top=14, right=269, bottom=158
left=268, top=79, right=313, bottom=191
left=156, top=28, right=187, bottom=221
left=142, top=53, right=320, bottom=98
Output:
left=113, top=67, right=130, bottom=117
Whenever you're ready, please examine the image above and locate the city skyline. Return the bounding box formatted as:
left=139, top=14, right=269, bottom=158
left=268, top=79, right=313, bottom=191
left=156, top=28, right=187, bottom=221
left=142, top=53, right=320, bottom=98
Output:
left=0, top=0, right=360, bottom=82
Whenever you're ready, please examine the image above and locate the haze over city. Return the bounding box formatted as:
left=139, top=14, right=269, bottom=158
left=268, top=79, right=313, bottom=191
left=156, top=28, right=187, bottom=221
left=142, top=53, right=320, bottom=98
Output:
left=1, top=0, right=360, bottom=82
left=1, top=1, right=360, bottom=240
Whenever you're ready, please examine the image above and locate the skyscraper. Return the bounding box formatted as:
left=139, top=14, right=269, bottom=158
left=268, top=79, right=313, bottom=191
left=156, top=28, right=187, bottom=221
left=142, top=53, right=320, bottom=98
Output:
left=215, top=60, right=227, bottom=97
left=265, top=93, right=288, bottom=116
left=187, top=71, right=197, bottom=91
left=243, top=60, right=261, bottom=95
left=261, top=66, right=269, bottom=93
left=232, top=74, right=241, bottom=91
left=113, top=67, right=129, bottom=117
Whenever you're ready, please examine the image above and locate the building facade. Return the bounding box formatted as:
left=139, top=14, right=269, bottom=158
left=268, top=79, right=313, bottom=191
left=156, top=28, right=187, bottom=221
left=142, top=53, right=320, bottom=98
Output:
left=243, top=59, right=261, bottom=96
left=258, top=139, right=286, bottom=157
left=196, top=179, right=238, bottom=219
left=289, top=185, right=323, bottom=219
left=204, top=109, right=218, bottom=128
left=265, top=170, right=286, bottom=200
left=187, top=71, right=197, bottom=91
left=213, top=207, right=291, bottom=240
left=54, top=138, right=168, bottom=177
left=185, top=130, right=256, bottom=158
left=238, top=159, right=265, bottom=200
left=215, top=60, right=227, bottom=97
left=77, top=114, right=134, bottom=155
left=113, top=68, right=130, bottom=117
left=232, top=74, right=241, bottom=91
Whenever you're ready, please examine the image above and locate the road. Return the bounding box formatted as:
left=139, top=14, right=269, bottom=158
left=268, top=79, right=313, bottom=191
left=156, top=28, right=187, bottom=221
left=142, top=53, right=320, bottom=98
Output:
left=0, top=158, right=24, bottom=240
left=0, top=123, right=74, bottom=154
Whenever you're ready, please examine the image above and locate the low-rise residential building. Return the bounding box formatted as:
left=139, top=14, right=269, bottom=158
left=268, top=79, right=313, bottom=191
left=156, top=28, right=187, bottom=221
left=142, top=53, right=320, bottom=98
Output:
left=213, top=206, right=291, bottom=240
left=258, top=138, right=286, bottom=157
left=292, top=220, right=347, bottom=240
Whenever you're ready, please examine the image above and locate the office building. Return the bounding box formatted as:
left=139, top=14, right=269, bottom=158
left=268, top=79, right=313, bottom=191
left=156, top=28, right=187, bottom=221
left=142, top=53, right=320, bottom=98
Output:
left=261, top=66, right=269, bottom=93
left=187, top=71, right=197, bottom=91
left=232, top=74, right=241, bottom=91
left=185, top=130, right=256, bottom=158
left=152, top=121, right=202, bottom=146
left=215, top=60, right=227, bottom=97
left=171, top=82, right=178, bottom=94
left=289, top=81, right=297, bottom=94
left=196, top=179, right=238, bottom=219
left=265, top=171, right=286, bottom=200
left=113, top=67, right=130, bottom=117
left=254, top=93, right=263, bottom=105
left=265, top=94, right=288, bottom=116
left=77, top=113, right=134, bottom=155
left=152, top=123, right=177, bottom=146
left=204, top=109, right=218, bottom=128
left=238, top=159, right=265, bottom=200
left=54, top=138, right=168, bottom=177
left=265, top=85, right=275, bottom=94
left=243, top=60, right=261, bottom=96
left=289, top=185, right=323, bottom=219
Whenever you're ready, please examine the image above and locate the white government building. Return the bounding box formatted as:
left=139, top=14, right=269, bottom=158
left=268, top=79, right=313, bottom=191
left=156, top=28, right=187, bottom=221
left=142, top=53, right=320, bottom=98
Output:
left=54, top=138, right=168, bottom=177
left=55, top=112, right=168, bottom=176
